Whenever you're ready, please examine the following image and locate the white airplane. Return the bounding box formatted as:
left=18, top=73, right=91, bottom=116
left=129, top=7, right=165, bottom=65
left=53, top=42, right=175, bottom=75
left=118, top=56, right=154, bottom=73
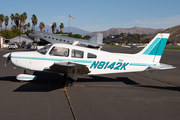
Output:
left=27, top=31, right=103, bottom=48
left=121, top=43, right=147, bottom=49
left=3, top=33, right=175, bottom=86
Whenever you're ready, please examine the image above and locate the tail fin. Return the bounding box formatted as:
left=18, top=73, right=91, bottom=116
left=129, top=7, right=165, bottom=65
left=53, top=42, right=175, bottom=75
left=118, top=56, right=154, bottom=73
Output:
left=89, top=33, right=103, bottom=45
left=135, top=33, right=170, bottom=63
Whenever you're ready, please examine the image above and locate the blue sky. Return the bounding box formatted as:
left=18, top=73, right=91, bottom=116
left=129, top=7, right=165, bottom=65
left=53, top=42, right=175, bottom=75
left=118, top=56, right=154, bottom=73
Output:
left=0, top=0, right=180, bottom=32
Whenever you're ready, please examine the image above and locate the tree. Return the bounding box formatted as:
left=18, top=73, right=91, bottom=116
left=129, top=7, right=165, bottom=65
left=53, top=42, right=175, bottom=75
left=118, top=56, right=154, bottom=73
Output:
left=10, top=14, right=14, bottom=29
left=39, top=22, right=45, bottom=32
left=22, top=12, right=27, bottom=24
left=27, top=22, right=30, bottom=30
left=14, top=13, right=20, bottom=28
left=4, top=16, right=9, bottom=29
left=12, top=25, right=17, bottom=30
left=59, top=23, right=64, bottom=32
left=51, top=22, right=56, bottom=33
left=20, top=14, right=25, bottom=32
left=23, top=24, right=27, bottom=33
left=0, top=14, right=4, bottom=31
left=31, top=14, right=38, bottom=30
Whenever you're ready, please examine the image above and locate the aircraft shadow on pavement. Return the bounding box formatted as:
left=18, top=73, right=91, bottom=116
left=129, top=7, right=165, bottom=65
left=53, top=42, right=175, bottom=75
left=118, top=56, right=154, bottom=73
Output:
left=116, top=77, right=180, bottom=92
left=79, top=76, right=180, bottom=92
left=0, top=72, right=179, bottom=92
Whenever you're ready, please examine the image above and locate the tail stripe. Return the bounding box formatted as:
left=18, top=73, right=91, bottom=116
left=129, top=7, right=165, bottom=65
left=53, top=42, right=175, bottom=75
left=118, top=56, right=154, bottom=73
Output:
left=143, top=38, right=161, bottom=55
left=143, top=38, right=168, bottom=56
left=156, top=38, right=168, bottom=55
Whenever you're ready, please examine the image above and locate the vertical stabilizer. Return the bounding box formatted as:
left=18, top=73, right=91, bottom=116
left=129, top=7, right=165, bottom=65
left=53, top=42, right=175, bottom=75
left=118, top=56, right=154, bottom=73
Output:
left=89, top=33, right=103, bottom=45
left=135, top=33, right=170, bottom=63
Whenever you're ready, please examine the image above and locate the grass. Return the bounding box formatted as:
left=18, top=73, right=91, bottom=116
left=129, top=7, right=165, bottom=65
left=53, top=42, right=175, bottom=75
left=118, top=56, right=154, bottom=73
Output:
left=165, top=46, right=180, bottom=50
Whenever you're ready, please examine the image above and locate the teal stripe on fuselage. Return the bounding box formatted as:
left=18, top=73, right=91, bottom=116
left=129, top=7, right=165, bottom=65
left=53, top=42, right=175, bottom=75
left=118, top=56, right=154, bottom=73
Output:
left=11, top=56, right=93, bottom=63
left=143, top=38, right=168, bottom=56
left=129, top=63, right=155, bottom=67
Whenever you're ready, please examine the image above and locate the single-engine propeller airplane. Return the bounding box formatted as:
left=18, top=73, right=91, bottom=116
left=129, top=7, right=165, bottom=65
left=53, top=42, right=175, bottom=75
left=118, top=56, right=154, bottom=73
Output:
left=3, top=33, right=175, bottom=86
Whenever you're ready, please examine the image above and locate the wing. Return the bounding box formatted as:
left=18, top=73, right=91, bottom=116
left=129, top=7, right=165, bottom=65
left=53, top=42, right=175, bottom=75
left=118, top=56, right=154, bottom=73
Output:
left=45, top=61, right=90, bottom=75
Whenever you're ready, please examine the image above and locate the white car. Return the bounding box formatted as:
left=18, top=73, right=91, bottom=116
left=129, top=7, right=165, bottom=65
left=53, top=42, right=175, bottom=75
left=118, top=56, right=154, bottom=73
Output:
left=8, top=43, right=18, bottom=49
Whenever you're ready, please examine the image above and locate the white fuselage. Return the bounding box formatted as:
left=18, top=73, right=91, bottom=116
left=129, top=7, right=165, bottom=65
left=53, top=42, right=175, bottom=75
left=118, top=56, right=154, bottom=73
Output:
left=10, top=43, right=157, bottom=75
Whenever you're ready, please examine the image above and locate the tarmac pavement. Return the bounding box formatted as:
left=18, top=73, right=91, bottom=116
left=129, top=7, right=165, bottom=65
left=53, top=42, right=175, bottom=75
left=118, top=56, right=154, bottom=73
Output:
left=0, top=47, right=179, bottom=120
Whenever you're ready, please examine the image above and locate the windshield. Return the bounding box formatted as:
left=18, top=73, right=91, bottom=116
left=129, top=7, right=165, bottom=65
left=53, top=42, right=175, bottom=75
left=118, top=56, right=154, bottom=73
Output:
left=37, top=44, right=52, bottom=55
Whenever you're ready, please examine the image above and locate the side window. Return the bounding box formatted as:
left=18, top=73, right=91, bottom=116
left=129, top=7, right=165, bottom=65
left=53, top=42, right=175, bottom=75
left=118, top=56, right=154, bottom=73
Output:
left=71, top=49, right=84, bottom=58
left=49, top=46, right=69, bottom=57
left=87, top=53, right=97, bottom=58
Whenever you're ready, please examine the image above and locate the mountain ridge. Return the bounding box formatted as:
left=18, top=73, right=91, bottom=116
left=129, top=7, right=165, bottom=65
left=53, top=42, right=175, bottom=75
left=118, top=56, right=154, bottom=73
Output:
left=85, top=26, right=164, bottom=38
left=141, top=25, right=180, bottom=43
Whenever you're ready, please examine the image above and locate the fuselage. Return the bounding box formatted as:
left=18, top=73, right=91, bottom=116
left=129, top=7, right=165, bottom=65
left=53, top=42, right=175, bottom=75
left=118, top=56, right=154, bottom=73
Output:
left=28, top=31, right=101, bottom=47
left=10, top=43, right=157, bottom=75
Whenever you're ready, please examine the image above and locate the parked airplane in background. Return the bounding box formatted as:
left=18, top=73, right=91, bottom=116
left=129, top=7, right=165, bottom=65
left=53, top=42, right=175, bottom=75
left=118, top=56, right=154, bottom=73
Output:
left=3, top=33, right=175, bottom=86
left=27, top=31, right=103, bottom=47
left=121, top=43, right=147, bottom=49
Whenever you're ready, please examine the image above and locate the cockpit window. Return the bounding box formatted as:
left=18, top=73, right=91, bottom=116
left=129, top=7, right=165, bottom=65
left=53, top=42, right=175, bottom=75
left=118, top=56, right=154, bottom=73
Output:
left=71, top=49, right=84, bottom=58
left=37, top=44, right=52, bottom=55
left=49, top=46, right=69, bottom=57
left=87, top=53, right=97, bottom=58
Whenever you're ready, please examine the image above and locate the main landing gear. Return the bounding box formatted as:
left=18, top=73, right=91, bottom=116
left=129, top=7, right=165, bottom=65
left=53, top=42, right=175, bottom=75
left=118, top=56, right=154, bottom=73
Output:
left=64, top=74, right=74, bottom=87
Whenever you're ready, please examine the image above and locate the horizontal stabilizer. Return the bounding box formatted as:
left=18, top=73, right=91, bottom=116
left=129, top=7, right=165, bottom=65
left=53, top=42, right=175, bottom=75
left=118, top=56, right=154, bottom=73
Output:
left=145, top=63, right=176, bottom=71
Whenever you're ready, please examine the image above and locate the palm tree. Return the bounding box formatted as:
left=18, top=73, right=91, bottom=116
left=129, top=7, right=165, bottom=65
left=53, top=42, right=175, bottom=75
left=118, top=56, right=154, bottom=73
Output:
left=59, top=23, right=64, bottom=32
left=51, top=22, right=57, bottom=33
left=14, top=13, right=20, bottom=28
left=23, top=24, right=27, bottom=33
left=4, top=16, right=9, bottom=30
left=23, top=12, right=27, bottom=24
left=10, top=14, right=14, bottom=29
left=39, top=22, right=45, bottom=32
left=31, top=14, right=38, bottom=30
left=27, top=22, right=30, bottom=31
left=0, top=14, right=4, bottom=31
left=20, top=14, right=25, bottom=32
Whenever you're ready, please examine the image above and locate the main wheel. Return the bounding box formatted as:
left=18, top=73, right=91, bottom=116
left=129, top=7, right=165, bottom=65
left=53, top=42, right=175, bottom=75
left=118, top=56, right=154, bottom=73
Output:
left=66, top=79, right=74, bottom=86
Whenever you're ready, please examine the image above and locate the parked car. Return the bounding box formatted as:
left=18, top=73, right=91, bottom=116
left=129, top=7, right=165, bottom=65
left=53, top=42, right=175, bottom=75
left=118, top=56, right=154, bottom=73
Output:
left=8, top=43, right=18, bottom=49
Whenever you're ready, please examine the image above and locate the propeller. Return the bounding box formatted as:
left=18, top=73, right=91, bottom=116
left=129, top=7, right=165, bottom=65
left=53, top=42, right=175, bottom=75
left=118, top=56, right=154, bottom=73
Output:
left=3, top=53, right=11, bottom=67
